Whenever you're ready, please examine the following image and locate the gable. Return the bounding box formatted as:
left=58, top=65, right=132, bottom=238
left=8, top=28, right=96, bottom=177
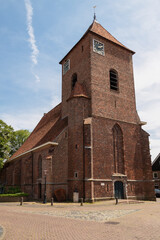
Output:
left=9, top=103, right=68, bottom=161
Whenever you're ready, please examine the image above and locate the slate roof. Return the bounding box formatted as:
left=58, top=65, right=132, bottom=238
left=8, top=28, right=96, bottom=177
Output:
left=60, top=20, right=134, bottom=64
left=10, top=103, right=68, bottom=161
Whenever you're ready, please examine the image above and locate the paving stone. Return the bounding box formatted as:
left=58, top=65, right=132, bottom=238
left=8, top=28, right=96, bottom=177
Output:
left=0, top=226, right=3, bottom=238
left=0, top=200, right=160, bottom=240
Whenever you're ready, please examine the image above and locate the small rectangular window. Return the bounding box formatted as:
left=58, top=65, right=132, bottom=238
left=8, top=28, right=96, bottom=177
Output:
left=153, top=172, right=158, bottom=178
left=63, top=59, right=70, bottom=75
left=74, top=172, right=78, bottom=178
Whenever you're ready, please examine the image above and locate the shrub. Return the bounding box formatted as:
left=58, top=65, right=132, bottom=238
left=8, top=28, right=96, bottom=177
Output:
left=0, top=192, right=29, bottom=197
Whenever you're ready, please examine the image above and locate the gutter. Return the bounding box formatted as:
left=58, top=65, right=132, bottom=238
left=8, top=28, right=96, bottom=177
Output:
left=8, top=142, right=58, bottom=162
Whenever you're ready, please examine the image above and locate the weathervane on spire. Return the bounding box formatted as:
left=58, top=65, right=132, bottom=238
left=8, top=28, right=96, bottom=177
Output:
left=93, top=5, right=96, bottom=21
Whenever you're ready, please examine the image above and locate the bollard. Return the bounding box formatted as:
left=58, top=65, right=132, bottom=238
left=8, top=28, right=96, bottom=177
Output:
left=80, top=198, right=83, bottom=206
left=51, top=197, right=54, bottom=206
left=115, top=197, right=118, bottom=205
left=20, top=197, right=23, bottom=206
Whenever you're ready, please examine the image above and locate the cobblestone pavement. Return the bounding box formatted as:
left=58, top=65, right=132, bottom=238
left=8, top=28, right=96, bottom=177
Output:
left=0, top=199, right=160, bottom=240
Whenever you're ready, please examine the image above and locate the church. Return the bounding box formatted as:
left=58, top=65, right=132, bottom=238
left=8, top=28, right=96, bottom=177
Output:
left=0, top=17, right=155, bottom=201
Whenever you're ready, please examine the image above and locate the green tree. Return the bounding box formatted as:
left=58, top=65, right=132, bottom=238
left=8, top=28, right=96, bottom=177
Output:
left=10, top=129, right=30, bottom=155
left=0, top=120, right=14, bottom=168
left=0, top=120, right=30, bottom=169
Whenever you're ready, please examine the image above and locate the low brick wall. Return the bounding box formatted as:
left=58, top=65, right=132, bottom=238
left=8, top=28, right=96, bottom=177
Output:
left=0, top=196, right=28, bottom=202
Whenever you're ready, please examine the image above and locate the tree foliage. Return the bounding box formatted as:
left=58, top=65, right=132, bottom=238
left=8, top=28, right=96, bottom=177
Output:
left=0, top=120, right=30, bottom=169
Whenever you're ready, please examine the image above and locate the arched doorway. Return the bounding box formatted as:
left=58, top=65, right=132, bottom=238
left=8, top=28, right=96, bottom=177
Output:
left=114, top=181, right=124, bottom=199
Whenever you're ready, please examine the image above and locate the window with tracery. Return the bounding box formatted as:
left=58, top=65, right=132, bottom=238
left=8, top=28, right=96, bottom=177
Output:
left=112, top=124, right=124, bottom=174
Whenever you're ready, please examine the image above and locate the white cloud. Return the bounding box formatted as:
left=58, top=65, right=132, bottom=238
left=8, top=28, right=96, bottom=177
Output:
left=24, top=0, right=39, bottom=65
left=135, top=49, right=160, bottom=91
left=149, top=138, right=160, bottom=161
left=34, top=73, right=40, bottom=83
left=134, top=47, right=160, bottom=161
left=50, top=96, right=61, bottom=108
left=1, top=112, right=42, bottom=131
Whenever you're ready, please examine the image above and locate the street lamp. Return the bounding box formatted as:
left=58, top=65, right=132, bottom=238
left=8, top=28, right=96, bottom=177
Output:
left=43, top=170, right=47, bottom=204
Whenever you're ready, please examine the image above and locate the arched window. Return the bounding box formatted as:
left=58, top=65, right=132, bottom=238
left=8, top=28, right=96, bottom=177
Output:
left=112, top=124, right=124, bottom=174
left=110, top=70, right=118, bottom=91
left=71, top=73, right=77, bottom=90
left=38, top=155, right=42, bottom=178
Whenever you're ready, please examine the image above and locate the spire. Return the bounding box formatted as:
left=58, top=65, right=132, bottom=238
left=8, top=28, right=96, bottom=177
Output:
left=93, top=6, right=97, bottom=21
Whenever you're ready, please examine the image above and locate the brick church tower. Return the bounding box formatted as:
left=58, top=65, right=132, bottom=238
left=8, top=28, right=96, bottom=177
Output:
left=59, top=18, right=155, bottom=201
left=0, top=18, right=155, bottom=201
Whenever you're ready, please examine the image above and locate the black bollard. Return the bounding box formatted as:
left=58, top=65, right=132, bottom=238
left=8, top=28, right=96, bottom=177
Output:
left=20, top=197, right=23, bottom=206
left=80, top=198, right=83, bottom=206
left=51, top=197, right=54, bottom=206
left=115, top=197, right=118, bottom=205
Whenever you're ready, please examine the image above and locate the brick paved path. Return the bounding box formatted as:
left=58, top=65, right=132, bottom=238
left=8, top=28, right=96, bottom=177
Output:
left=0, top=200, right=160, bottom=240
left=0, top=226, right=4, bottom=239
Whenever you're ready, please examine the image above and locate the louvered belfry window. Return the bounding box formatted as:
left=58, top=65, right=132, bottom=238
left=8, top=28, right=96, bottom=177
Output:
left=110, top=70, right=118, bottom=91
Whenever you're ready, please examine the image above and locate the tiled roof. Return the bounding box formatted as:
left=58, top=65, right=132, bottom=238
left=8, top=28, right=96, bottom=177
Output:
left=60, top=20, right=134, bottom=64
left=10, top=103, right=67, bottom=161
left=67, top=82, right=89, bottom=101
left=89, top=21, right=134, bottom=53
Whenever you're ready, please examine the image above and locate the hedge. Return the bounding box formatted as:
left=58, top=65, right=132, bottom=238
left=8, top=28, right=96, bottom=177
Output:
left=0, top=192, right=29, bottom=197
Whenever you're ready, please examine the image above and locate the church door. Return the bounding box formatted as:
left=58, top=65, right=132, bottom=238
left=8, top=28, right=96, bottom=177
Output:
left=114, top=181, right=124, bottom=199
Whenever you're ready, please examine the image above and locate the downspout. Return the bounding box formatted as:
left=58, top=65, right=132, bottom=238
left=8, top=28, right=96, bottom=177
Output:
left=83, top=121, right=86, bottom=201
left=90, top=120, right=94, bottom=202
left=31, top=152, right=34, bottom=199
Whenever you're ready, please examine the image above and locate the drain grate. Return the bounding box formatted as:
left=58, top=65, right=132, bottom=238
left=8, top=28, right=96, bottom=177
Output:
left=105, top=221, right=120, bottom=225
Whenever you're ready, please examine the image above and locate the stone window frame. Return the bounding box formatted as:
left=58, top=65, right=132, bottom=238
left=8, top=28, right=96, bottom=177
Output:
left=153, top=172, right=158, bottom=179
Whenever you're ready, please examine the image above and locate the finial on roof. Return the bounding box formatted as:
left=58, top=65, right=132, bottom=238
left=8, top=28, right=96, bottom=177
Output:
left=93, top=6, right=97, bottom=21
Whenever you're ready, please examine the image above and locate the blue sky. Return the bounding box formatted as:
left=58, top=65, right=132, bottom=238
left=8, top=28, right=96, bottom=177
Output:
left=0, top=0, right=160, bottom=161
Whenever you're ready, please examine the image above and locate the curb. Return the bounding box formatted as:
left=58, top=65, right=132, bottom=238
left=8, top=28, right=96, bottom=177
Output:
left=0, top=225, right=5, bottom=240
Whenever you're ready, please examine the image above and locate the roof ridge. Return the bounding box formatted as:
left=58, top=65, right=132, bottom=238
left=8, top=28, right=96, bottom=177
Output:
left=89, top=21, right=134, bottom=53
left=59, top=20, right=134, bottom=64
left=33, top=103, right=61, bottom=133
left=10, top=102, right=62, bottom=161
left=91, top=21, right=126, bottom=48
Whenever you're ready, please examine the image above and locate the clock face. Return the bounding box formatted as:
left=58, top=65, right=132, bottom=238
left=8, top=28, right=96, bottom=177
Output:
left=93, top=39, right=105, bottom=56
left=63, top=59, right=70, bottom=75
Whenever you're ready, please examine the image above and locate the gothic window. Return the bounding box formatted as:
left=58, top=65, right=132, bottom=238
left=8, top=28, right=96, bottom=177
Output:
left=71, top=73, right=77, bottom=90
left=112, top=124, right=124, bottom=174
left=38, top=155, right=42, bottom=178
left=110, top=69, right=118, bottom=91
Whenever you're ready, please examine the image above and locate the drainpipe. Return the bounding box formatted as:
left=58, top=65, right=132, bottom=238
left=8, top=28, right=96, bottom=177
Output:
left=90, top=121, right=94, bottom=202
left=31, top=152, right=34, bottom=199
left=83, top=123, right=85, bottom=201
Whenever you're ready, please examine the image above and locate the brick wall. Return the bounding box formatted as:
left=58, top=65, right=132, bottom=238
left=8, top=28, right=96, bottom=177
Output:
left=90, top=33, right=139, bottom=124
left=61, top=34, right=91, bottom=118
